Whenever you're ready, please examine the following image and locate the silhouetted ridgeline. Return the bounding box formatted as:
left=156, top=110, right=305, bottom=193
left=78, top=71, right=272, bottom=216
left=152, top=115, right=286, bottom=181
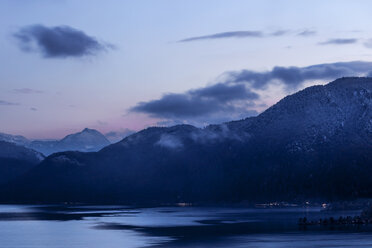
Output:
left=1, top=77, right=371, bottom=204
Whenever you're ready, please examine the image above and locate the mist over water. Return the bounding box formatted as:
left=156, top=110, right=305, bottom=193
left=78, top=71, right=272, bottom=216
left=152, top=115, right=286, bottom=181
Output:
left=0, top=205, right=371, bottom=248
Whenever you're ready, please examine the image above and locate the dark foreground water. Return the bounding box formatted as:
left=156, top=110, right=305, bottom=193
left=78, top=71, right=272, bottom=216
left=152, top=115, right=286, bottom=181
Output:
left=0, top=205, right=371, bottom=247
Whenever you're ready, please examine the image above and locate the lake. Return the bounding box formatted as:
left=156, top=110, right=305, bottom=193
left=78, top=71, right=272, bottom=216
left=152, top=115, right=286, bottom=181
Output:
left=0, top=204, right=371, bottom=247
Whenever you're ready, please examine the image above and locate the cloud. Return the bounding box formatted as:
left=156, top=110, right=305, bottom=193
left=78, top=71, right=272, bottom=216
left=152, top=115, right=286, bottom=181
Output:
left=270, top=30, right=290, bottom=36
left=224, top=61, right=372, bottom=90
left=13, top=25, right=110, bottom=58
left=131, top=83, right=259, bottom=121
left=190, top=123, right=249, bottom=143
left=30, top=107, right=38, bottom=111
left=297, top=29, right=316, bottom=36
left=319, top=38, right=358, bottom=45
left=178, top=28, right=317, bottom=42
left=105, top=128, right=135, bottom=143
left=12, top=88, right=43, bottom=94
left=96, top=120, right=108, bottom=126
left=178, top=31, right=263, bottom=42
left=0, top=100, right=19, bottom=106
left=363, top=39, right=372, bottom=49
left=155, top=134, right=183, bottom=149
left=131, top=61, right=372, bottom=126
left=190, top=83, right=258, bottom=102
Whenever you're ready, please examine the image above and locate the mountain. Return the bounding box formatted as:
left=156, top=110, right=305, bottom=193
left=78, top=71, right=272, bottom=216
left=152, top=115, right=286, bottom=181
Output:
left=3, top=77, right=372, bottom=204
left=0, top=128, right=111, bottom=156
left=0, top=141, right=44, bottom=184
left=0, top=132, right=30, bottom=146
left=29, top=128, right=111, bottom=156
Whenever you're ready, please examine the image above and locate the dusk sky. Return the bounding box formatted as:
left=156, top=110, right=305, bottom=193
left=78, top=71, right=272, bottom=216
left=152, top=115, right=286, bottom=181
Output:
left=1, top=0, right=372, bottom=139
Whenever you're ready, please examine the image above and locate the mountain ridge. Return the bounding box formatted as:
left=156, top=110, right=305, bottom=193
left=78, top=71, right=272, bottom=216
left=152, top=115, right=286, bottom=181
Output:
left=2, top=77, right=372, bottom=204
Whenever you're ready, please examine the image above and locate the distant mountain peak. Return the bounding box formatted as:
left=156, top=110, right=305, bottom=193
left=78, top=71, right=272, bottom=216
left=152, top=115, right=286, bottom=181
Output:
left=82, top=128, right=98, bottom=133
left=0, top=132, right=30, bottom=146
left=63, top=128, right=109, bottom=141
left=29, top=128, right=111, bottom=156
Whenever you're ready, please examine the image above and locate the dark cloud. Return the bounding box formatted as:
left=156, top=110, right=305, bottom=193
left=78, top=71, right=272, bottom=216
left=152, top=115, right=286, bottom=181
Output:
left=131, top=61, right=372, bottom=125
left=12, top=88, right=43, bottom=94
left=0, top=100, right=18, bottom=106
left=178, top=31, right=263, bottom=42
left=190, top=83, right=258, bottom=102
left=14, top=25, right=109, bottom=58
left=132, top=94, right=226, bottom=118
left=225, top=61, right=372, bottom=90
left=319, top=38, right=358, bottom=45
left=131, top=83, right=259, bottom=121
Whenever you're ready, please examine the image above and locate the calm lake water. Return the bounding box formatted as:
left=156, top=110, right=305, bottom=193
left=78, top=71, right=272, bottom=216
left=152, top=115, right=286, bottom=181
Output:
left=0, top=204, right=371, bottom=247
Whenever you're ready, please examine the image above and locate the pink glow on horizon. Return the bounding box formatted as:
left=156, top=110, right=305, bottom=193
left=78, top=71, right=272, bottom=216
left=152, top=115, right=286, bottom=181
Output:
left=16, top=113, right=159, bottom=140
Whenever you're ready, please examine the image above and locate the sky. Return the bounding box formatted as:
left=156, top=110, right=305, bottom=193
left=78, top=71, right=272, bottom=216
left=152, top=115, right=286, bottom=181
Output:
left=1, top=0, right=372, bottom=139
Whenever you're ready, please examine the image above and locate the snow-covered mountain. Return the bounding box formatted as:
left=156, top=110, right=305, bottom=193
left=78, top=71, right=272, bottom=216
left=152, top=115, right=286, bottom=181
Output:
left=29, top=128, right=111, bottom=156
left=224, top=77, right=372, bottom=152
left=0, top=133, right=30, bottom=146
left=3, top=77, right=372, bottom=204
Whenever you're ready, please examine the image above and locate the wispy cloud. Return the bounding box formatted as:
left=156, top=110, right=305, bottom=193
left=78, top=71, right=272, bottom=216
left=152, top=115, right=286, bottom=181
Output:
left=363, top=39, right=372, bottom=49
left=155, top=134, right=183, bottom=149
left=12, top=88, right=43, bottom=94
left=297, top=29, right=317, bottom=36
left=105, top=128, right=135, bottom=143
left=270, top=30, right=290, bottom=36
left=178, top=28, right=317, bottom=42
left=96, top=120, right=108, bottom=126
left=13, top=24, right=111, bottom=58
left=178, top=31, right=263, bottom=42
left=319, top=38, right=358, bottom=45
left=0, top=100, right=19, bottom=106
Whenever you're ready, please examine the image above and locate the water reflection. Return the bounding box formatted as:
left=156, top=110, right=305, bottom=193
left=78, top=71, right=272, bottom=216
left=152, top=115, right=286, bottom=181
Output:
left=0, top=205, right=371, bottom=248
